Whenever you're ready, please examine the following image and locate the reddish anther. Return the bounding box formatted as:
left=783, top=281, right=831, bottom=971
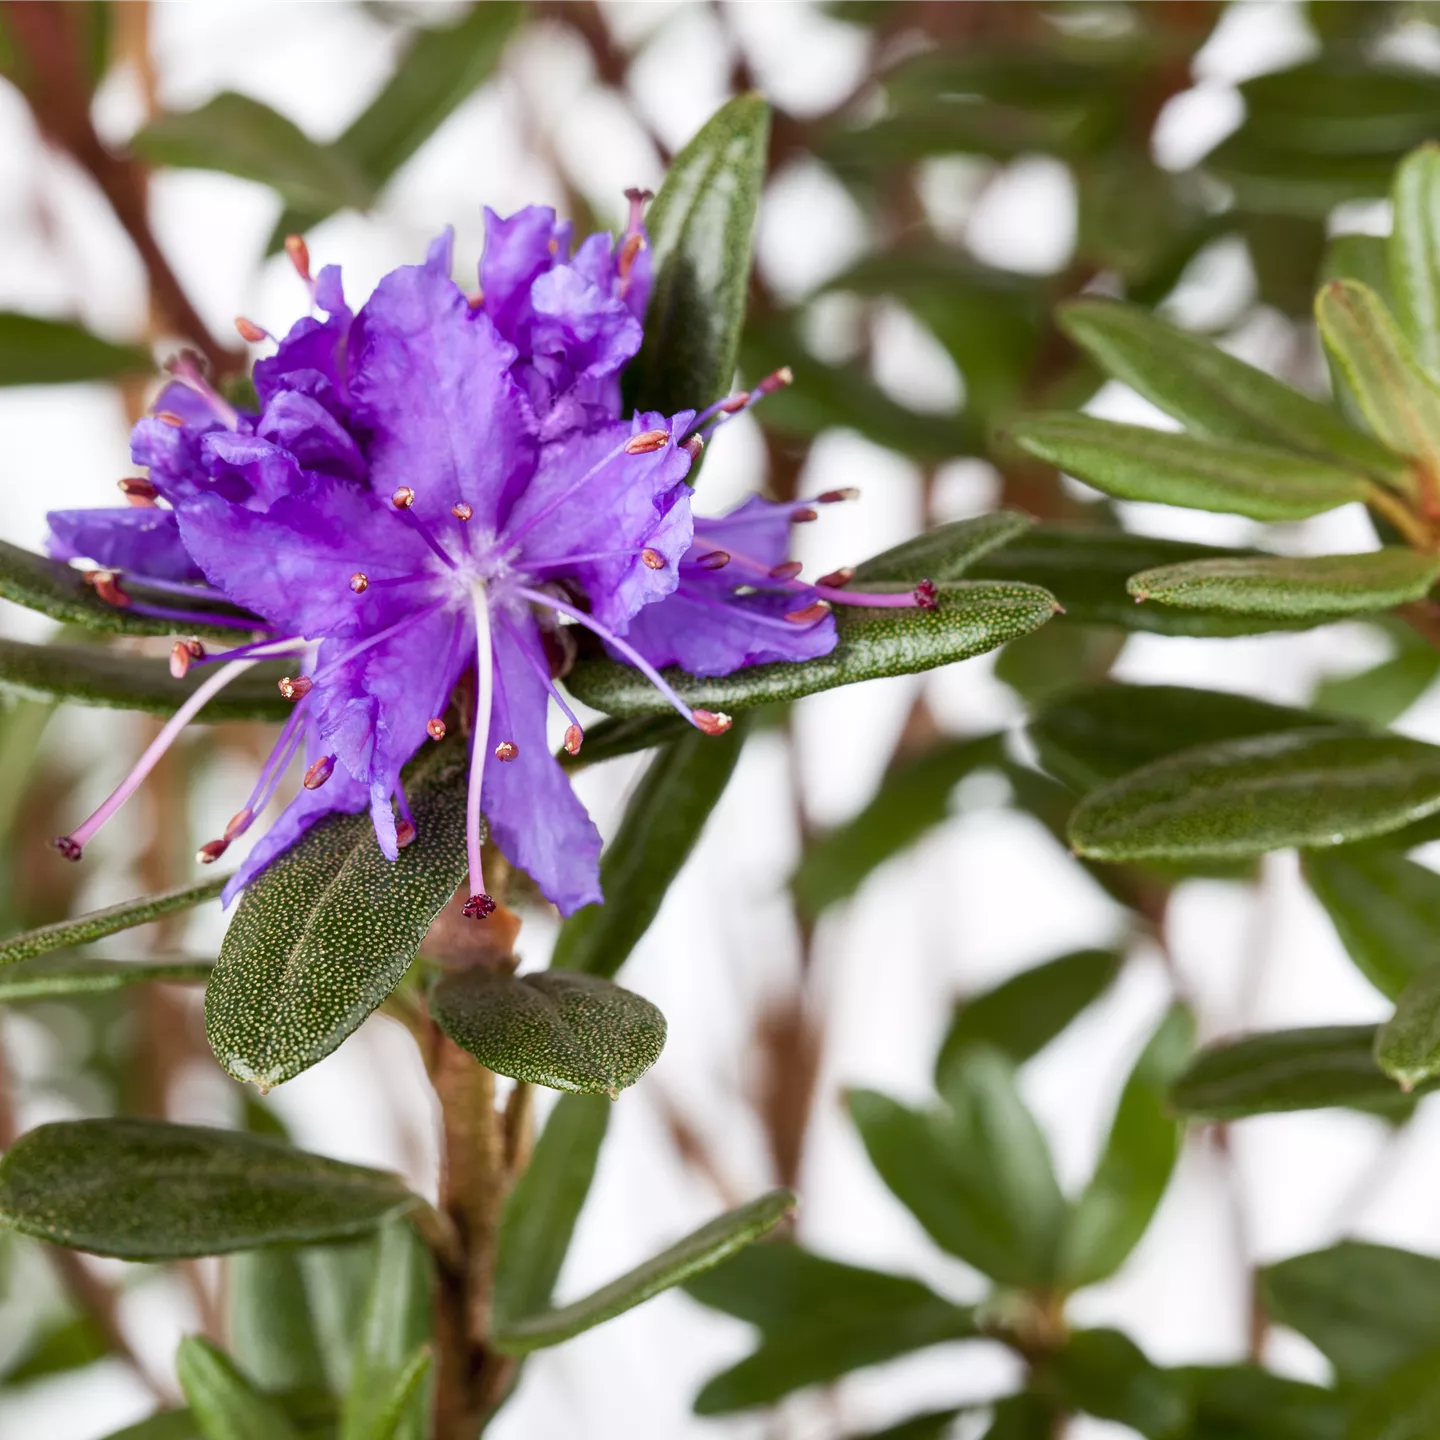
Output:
left=769, top=560, right=804, bottom=581
left=617, top=231, right=644, bottom=283
left=452, top=502, right=473, bottom=521
left=395, top=819, right=417, bottom=848
left=118, top=477, right=158, bottom=501
left=818, top=487, right=859, bottom=504
left=697, top=549, right=730, bottom=570
left=683, top=434, right=704, bottom=460
left=466, top=290, right=485, bottom=311
left=278, top=675, right=313, bottom=701
left=391, top=486, right=415, bottom=509
left=52, top=835, right=82, bottom=862
left=494, top=741, right=519, bottom=761
left=693, top=708, right=733, bottom=736
left=756, top=366, right=793, bottom=396
left=303, top=754, right=335, bottom=790
left=224, top=808, right=253, bottom=841
left=817, top=566, right=854, bottom=588
left=170, top=641, right=193, bottom=679
left=90, top=571, right=131, bottom=608
left=792, top=507, right=818, bottom=522
left=196, top=838, right=229, bottom=864
left=285, top=234, right=311, bottom=283
left=563, top=723, right=584, bottom=756
left=719, top=393, right=749, bottom=413
left=462, top=893, right=498, bottom=920
left=427, top=717, right=446, bottom=741
left=349, top=572, right=369, bottom=594
left=914, top=579, right=938, bottom=610
left=784, top=599, right=832, bottom=625
left=235, top=316, right=268, bottom=343
left=155, top=411, right=186, bottom=428
left=625, top=429, right=670, bottom=455
left=641, top=548, right=665, bottom=570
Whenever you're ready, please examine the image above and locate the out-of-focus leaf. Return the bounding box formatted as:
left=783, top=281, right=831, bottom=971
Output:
left=2, top=1312, right=107, bottom=1385
left=175, top=1336, right=300, bottom=1440
left=1057, top=298, right=1402, bottom=481
left=981, top=1394, right=1060, bottom=1439
left=1303, top=847, right=1440, bottom=999
left=0, top=1119, right=418, bottom=1258
left=552, top=724, right=745, bottom=977
left=853, top=512, right=1034, bottom=585
left=848, top=1409, right=965, bottom=1440
left=430, top=970, right=665, bottom=1096
left=1243, top=62, right=1440, bottom=156
left=1350, top=1345, right=1440, bottom=1440
left=1028, top=683, right=1314, bottom=794
left=0, top=539, right=262, bottom=639
left=1047, top=1329, right=1192, bottom=1439
left=1242, top=211, right=1329, bottom=318
left=1169, top=1026, right=1413, bottom=1119
left=1314, top=645, right=1440, bottom=726
left=0, top=313, right=148, bottom=385
left=558, top=712, right=692, bottom=768
left=1079, top=154, right=1215, bottom=294
left=1057, top=1005, right=1195, bottom=1288
left=566, top=582, right=1059, bottom=716
left=229, top=1249, right=328, bottom=1394
left=1206, top=133, right=1408, bottom=218
left=0, top=638, right=290, bottom=719
left=272, top=3, right=521, bottom=247
left=1129, top=549, right=1440, bottom=620
left=492, top=1189, right=795, bottom=1355
left=1377, top=961, right=1440, bottom=1089
left=134, top=93, right=373, bottom=211
left=992, top=619, right=1125, bottom=705
left=0, top=875, right=224, bottom=966
left=792, top=734, right=1004, bottom=918
left=1011, top=414, right=1372, bottom=520
left=1390, top=142, right=1440, bottom=379
left=1263, top=1241, right=1440, bottom=1386
left=687, top=1245, right=977, bottom=1414
left=626, top=94, right=769, bottom=415
left=851, top=1049, right=1065, bottom=1287
left=935, top=948, right=1121, bottom=1084
left=493, top=1095, right=610, bottom=1331
left=206, top=736, right=468, bottom=1089
left=0, top=959, right=211, bottom=1002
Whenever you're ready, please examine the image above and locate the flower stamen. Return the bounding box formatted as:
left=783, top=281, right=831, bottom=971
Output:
left=465, top=580, right=496, bottom=920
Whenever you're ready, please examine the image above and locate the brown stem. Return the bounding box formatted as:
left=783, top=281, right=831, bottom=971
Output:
left=0, top=1, right=240, bottom=376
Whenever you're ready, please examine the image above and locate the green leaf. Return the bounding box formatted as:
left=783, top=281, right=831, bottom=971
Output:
left=1070, top=727, right=1440, bottom=862
left=493, top=1095, right=610, bottom=1331
left=134, top=93, right=373, bottom=212
left=850, top=1050, right=1065, bottom=1288
left=687, top=1245, right=977, bottom=1414
left=1350, top=1345, right=1440, bottom=1440
left=967, top=526, right=1307, bottom=637
left=792, top=734, right=1005, bottom=918
left=625, top=95, right=770, bottom=416
left=0, top=312, right=148, bottom=385
left=1012, top=414, right=1373, bottom=520
left=175, top=1336, right=301, bottom=1440
left=552, top=724, right=745, bottom=977
left=492, top=1188, right=795, bottom=1355
left=1262, top=1241, right=1440, bottom=1386
left=851, top=511, right=1035, bottom=584
left=1240, top=62, right=1440, bottom=157
left=1057, top=1004, right=1195, bottom=1289
left=1390, top=143, right=1440, bottom=380
left=1303, top=847, right=1440, bottom=999
left=429, top=969, right=665, bottom=1097
left=558, top=712, right=692, bottom=768
left=565, top=581, right=1059, bottom=717
left=935, top=948, right=1121, bottom=1083
left=1377, top=960, right=1440, bottom=1089
left=3, top=1312, right=108, bottom=1385
left=0, top=1119, right=417, bottom=1258
left=269, top=3, right=523, bottom=248
left=1029, top=683, right=1314, bottom=794
left=1314, top=645, right=1440, bottom=726
left=1169, top=1026, right=1412, bottom=1119
left=0, top=538, right=261, bottom=639
left=1316, top=279, right=1440, bottom=478
left=355, top=1347, right=430, bottom=1440
left=1047, top=1328, right=1194, bottom=1438
left=980, top=1396, right=1059, bottom=1440
left=0, top=875, right=224, bottom=965
left=1057, top=298, right=1402, bottom=481
left=0, top=637, right=291, bottom=719
left=229, top=1249, right=328, bottom=1394
left=849, top=1409, right=965, bottom=1440
left=1128, top=549, right=1440, bottom=620
left=206, top=736, right=469, bottom=1089
left=1181, top=1363, right=1349, bottom=1440
left=0, top=959, right=211, bottom=1002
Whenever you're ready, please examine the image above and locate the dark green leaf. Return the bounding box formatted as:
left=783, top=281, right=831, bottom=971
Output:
left=850, top=1049, right=1065, bottom=1287
left=625, top=95, right=770, bottom=415
left=992, top=621, right=1125, bottom=706
left=935, top=948, right=1121, bottom=1083
left=492, top=1188, right=795, bottom=1354
left=1390, top=142, right=1440, bottom=380
left=493, top=1095, right=610, bottom=1330
left=1028, top=682, right=1314, bottom=794
left=846, top=1409, right=964, bottom=1440
left=0, top=875, right=224, bottom=966
left=175, top=1336, right=300, bottom=1440
left=1303, top=847, right=1440, bottom=999
left=981, top=1395, right=1059, bottom=1440
left=1377, top=960, right=1440, bottom=1089
left=1205, top=131, right=1407, bottom=219
left=0, top=959, right=211, bottom=1002
left=565, top=582, right=1059, bottom=716
left=1057, top=1005, right=1195, bottom=1288
left=558, top=712, right=692, bottom=769
left=0, top=1119, right=417, bottom=1258
left=1263, top=1241, right=1440, bottom=1385
left=1057, top=298, right=1402, bottom=481
left=1012, top=414, right=1372, bottom=520
left=1128, top=549, right=1440, bottom=620
left=229, top=1249, right=329, bottom=1394
left=206, top=736, right=469, bottom=1089
left=1241, top=62, right=1440, bottom=156
left=552, top=724, right=745, bottom=977
left=1351, top=1345, right=1440, bottom=1440
left=792, top=734, right=1005, bottom=918
left=134, top=93, right=373, bottom=212
left=0, top=637, right=290, bottom=719
left=270, top=4, right=521, bottom=248
left=1169, top=1026, right=1412, bottom=1119
left=1314, top=645, right=1440, bottom=726
left=430, top=969, right=665, bottom=1097
left=852, top=512, right=1034, bottom=585
left=1048, top=1329, right=1194, bottom=1438
left=0, top=313, right=148, bottom=385
left=687, top=1245, right=977, bottom=1413
left=1181, top=1363, right=1348, bottom=1440
left=0, top=539, right=261, bottom=639
left=1070, top=728, right=1440, bottom=862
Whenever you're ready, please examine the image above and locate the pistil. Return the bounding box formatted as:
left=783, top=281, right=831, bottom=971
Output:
left=464, top=582, right=497, bottom=919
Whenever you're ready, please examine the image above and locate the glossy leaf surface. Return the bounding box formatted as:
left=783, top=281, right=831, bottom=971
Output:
left=1390, top=142, right=1440, bottom=378
left=1377, top=961, right=1440, bottom=1090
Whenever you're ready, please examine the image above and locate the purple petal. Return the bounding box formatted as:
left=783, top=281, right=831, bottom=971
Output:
left=480, top=206, right=569, bottom=340
left=254, top=267, right=353, bottom=410
left=201, top=432, right=310, bottom=506
left=425, top=226, right=455, bottom=276
left=47, top=507, right=206, bottom=583
left=692, top=494, right=803, bottom=572
left=256, top=390, right=365, bottom=480
left=483, top=615, right=601, bottom=915
left=528, top=265, right=642, bottom=381
left=130, top=382, right=231, bottom=505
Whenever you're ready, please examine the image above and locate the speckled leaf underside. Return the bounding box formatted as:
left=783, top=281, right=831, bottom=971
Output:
left=430, top=970, right=667, bottom=1096
left=206, top=737, right=470, bottom=1089
left=0, top=1118, right=416, bottom=1259
left=564, top=580, right=1059, bottom=716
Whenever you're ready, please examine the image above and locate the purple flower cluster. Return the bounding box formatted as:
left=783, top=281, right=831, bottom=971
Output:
left=48, top=201, right=931, bottom=919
